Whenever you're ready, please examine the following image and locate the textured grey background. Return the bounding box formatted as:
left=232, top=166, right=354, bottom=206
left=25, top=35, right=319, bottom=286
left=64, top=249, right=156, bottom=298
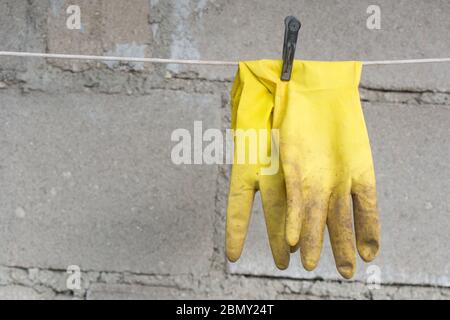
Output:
left=0, top=0, right=449, bottom=299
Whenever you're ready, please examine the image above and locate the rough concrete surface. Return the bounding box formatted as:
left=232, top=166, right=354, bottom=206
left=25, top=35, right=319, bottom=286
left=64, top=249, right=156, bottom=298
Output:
left=0, top=91, right=219, bottom=275
left=0, top=0, right=449, bottom=299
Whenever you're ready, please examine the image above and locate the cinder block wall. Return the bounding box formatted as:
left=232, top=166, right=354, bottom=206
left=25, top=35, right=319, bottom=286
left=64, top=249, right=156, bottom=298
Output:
left=0, top=0, right=449, bottom=299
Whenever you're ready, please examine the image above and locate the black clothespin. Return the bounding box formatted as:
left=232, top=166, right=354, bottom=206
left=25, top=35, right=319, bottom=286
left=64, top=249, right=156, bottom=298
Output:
left=281, top=16, right=301, bottom=81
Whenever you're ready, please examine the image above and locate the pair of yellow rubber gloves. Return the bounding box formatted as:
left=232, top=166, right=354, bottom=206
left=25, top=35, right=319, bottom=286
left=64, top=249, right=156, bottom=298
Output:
left=226, top=60, right=380, bottom=279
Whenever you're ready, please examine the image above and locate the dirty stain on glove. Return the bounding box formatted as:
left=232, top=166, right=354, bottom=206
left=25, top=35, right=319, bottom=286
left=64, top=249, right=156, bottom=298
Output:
left=236, top=60, right=381, bottom=279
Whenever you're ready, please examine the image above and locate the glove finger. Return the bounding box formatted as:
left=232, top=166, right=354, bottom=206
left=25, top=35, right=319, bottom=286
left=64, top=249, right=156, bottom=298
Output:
left=226, top=172, right=256, bottom=262
left=290, top=242, right=300, bottom=253
left=282, top=155, right=303, bottom=246
left=260, top=176, right=290, bottom=270
left=352, top=182, right=380, bottom=262
left=327, top=192, right=357, bottom=279
left=299, top=195, right=328, bottom=271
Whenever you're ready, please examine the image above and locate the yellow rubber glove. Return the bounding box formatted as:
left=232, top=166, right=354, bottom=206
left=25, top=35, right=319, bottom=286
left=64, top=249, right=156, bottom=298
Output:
left=240, top=60, right=380, bottom=279
left=226, top=62, right=290, bottom=270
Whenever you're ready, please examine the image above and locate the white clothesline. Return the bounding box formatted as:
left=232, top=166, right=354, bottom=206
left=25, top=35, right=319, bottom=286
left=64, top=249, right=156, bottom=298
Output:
left=1, top=51, right=450, bottom=66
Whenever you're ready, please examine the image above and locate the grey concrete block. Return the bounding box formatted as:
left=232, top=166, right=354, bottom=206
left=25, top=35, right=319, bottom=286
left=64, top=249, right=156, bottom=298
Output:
left=0, top=90, right=220, bottom=275
left=46, top=0, right=153, bottom=71
left=0, top=0, right=47, bottom=69
left=0, top=1, right=28, bottom=71
left=151, top=0, right=450, bottom=91
left=86, top=283, right=190, bottom=300
left=0, top=285, right=53, bottom=300
left=229, top=102, right=450, bottom=287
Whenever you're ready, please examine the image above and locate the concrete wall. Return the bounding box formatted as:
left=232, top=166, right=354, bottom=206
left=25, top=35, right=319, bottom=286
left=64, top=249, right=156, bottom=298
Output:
left=0, top=0, right=449, bottom=299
